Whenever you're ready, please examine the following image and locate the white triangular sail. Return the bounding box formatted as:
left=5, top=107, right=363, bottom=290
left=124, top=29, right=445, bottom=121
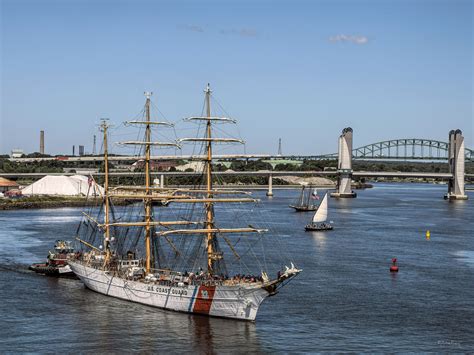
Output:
left=312, top=193, right=328, bottom=223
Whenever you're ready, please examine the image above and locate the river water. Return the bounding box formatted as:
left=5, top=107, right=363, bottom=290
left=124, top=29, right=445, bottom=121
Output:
left=1, top=183, right=473, bottom=352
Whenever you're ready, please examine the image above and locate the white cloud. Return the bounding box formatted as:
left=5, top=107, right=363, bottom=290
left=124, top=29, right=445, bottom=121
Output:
left=178, top=25, right=258, bottom=38
left=329, top=34, right=369, bottom=45
left=220, top=28, right=258, bottom=38
left=178, top=24, right=205, bottom=33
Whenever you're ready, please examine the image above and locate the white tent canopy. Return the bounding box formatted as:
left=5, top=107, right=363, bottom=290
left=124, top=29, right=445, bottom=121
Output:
left=22, top=175, right=104, bottom=197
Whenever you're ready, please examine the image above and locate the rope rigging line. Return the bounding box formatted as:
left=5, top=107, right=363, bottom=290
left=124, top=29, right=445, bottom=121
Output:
left=74, top=89, right=295, bottom=279
left=210, top=93, right=245, bottom=143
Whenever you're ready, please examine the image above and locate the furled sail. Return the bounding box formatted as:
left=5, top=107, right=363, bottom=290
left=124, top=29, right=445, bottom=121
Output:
left=312, top=193, right=328, bottom=223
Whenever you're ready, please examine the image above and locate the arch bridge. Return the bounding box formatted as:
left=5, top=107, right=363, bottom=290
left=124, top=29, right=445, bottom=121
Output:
left=351, top=138, right=473, bottom=162
left=274, top=138, right=473, bottom=162
left=327, top=129, right=470, bottom=200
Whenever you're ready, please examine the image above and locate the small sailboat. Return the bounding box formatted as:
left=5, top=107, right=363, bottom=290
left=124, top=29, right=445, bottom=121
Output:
left=305, top=193, right=333, bottom=231
left=289, top=184, right=318, bottom=212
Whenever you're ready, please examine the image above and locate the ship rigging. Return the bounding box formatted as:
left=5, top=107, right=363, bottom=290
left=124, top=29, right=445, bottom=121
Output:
left=69, top=85, right=301, bottom=321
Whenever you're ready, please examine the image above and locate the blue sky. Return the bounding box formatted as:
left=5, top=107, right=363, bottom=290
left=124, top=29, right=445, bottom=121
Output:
left=1, top=0, right=472, bottom=156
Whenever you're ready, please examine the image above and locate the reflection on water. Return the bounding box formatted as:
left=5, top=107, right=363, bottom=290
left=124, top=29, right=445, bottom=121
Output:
left=1, top=183, right=473, bottom=352
left=453, top=250, right=474, bottom=265
left=1, top=267, right=261, bottom=353
left=310, top=231, right=327, bottom=251
left=189, top=316, right=259, bottom=353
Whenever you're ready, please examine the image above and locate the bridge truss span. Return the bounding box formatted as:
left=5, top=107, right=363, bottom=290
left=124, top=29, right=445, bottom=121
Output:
left=353, top=138, right=454, bottom=161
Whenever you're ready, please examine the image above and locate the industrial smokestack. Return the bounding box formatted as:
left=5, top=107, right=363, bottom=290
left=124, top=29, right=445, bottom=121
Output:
left=72, top=145, right=75, bottom=156
left=40, top=130, right=45, bottom=154
left=93, top=135, right=97, bottom=155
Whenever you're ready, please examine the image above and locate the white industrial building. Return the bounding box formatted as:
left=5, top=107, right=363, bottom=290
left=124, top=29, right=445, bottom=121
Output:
left=21, top=175, right=104, bottom=197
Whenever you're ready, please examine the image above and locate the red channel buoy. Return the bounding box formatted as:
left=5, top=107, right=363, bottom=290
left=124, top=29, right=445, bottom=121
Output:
left=390, top=258, right=399, bottom=272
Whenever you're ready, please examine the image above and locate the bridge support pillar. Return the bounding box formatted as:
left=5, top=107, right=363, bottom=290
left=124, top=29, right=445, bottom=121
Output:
left=445, top=129, right=468, bottom=200
left=331, top=127, right=357, bottom=198
left=266, top=174, right=273, bottom=196
left=160, top=174, right=165, bottom=188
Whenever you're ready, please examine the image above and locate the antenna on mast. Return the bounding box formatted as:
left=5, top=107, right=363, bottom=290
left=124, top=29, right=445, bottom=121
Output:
left=99, top=118, right=112, bottom=154
left=144, top=91, right=153, bottom=99
left=99, top=118, right=110, bottom=130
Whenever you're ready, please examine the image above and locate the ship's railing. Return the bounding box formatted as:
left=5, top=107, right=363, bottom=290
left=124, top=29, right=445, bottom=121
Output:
left=72, top=257, right=266, bottom=287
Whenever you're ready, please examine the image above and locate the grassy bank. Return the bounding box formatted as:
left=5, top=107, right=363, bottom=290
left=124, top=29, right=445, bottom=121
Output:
left=0, top=196, right=104, bottom=210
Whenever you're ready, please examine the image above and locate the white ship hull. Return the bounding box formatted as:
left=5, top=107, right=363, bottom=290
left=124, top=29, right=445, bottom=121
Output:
left=69, top=261, right=271, bottom=321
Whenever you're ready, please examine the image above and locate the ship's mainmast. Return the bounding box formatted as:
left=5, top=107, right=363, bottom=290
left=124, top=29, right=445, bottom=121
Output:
left=204, top=84, right=217, bottom=273
left=144, top=92, right=153, bottom=274
left=116, top=92, right=178, bottom=275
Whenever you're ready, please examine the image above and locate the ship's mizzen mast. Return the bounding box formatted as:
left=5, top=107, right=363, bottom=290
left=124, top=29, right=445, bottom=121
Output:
left=100, top=119, right=111, bottom=263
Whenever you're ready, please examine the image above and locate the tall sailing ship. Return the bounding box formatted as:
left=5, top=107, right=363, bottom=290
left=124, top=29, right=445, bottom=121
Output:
left=69, top=85, right=301, bottom=321
left=289, top=184, right=318, bottom=212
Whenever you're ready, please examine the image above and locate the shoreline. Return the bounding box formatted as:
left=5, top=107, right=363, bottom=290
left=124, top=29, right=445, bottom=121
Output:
left=0, top=196, right=103, bottom=210
left=5, top=180, right=464, bottom=211
left=0, top=183, right=374, bottom=210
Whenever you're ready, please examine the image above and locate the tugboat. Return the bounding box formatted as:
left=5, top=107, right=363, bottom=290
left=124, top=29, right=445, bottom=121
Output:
left=29, top=240, right=76, bottom=277
left=305, top=193, right=333, bottom=231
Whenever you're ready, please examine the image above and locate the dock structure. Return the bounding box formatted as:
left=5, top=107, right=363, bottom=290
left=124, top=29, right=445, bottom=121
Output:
left=445, top=129, right=468, bottom=200
left=330, top=127, right=357, bottom=198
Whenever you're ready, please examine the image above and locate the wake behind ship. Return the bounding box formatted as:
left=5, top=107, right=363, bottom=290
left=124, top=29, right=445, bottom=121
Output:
left=69, top=85, right=301, bottom=321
